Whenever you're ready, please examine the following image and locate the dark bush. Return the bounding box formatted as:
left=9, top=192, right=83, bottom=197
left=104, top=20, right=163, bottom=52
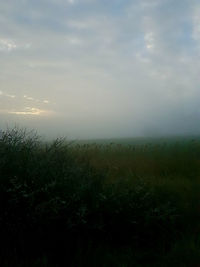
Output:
left=0, top=128, right=187, bottom=266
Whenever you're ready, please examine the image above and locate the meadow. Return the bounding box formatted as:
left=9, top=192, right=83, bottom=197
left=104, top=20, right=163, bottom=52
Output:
left=0, top=128, right=200, bottom=266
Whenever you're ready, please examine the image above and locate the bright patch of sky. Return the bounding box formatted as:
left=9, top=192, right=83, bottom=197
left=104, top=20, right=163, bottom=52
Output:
left=0, top=0, right=200, bottom=139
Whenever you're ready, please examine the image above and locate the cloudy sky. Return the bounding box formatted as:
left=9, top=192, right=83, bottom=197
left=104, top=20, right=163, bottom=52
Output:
left=0, top=0, right=200, bottom=139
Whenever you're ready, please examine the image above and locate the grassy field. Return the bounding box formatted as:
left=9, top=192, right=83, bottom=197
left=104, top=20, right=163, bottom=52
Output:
left=0, top=128, right=200, bottom=266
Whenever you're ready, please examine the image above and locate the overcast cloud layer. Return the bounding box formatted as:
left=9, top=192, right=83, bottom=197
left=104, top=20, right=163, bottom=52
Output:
left=0, top=0, right=200, bottom=139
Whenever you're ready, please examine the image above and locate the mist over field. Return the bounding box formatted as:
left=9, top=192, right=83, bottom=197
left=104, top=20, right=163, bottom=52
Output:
left=1, top=2, right=200, bottom=265
left=0, top=0, right=200, bottom=139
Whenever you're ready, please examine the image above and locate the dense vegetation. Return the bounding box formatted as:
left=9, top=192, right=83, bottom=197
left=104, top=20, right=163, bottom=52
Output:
left=0, top=128, right=200, bottom=266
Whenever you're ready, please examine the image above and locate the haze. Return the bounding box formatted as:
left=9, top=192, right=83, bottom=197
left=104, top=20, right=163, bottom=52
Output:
left=0, top=0, right=200, bottom=139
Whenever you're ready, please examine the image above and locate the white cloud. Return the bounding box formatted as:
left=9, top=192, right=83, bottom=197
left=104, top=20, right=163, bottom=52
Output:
left=23, top=95, right=51, bottom=105
left=24, top=95, right=34, bottom=101
left=5, top=94, right=16, bottom=98
left=0, top=90, right=16, bottom=98
left=0, top=38, right=31, bottom=52
left=144, top=32, right=155, bottom=51
left=0, top=39, right=17, bottom=52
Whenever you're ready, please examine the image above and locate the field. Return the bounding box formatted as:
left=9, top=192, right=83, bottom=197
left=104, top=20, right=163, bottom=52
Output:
left=0, top=128, right=200, bottom=266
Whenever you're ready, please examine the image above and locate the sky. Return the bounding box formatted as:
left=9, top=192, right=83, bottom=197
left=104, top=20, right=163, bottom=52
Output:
left=0, top=0, right=200, bottom=139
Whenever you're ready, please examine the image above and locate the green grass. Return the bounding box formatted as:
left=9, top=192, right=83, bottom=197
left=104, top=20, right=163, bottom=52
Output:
left=0, top=127, right=200, bottom=266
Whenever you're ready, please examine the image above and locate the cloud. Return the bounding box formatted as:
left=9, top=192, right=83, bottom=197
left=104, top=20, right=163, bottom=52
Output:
left=23, top=95, right=34, bottom=101
left=8, top=107, right=53, bottom=116
left=0, top=0, right=199, bottom=138
left=0, top=39, right=17, bottom=52
left=66, top=36, right=84, bottom=45
left=68, top=0, right=75, bottom=4
left=23, top=95, right=51, bottom=104
left=144, top=32, right=155, bottom=51
left=192, top=4, right=200, bottom=47
left=0, top=91, right=51, bottom=105
left=0, top=91, right=16, bottom=98
left=5, top=94, right=16, bottom=99
left=0, top=38, right=31, bottom=53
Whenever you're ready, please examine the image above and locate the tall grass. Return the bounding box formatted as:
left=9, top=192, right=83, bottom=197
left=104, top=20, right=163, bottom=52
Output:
left=0, top=127, right=200, bottom=266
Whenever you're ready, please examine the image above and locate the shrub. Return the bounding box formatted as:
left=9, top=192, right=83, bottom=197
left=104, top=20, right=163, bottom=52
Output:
left=0, top=128, right=195, bottom=266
